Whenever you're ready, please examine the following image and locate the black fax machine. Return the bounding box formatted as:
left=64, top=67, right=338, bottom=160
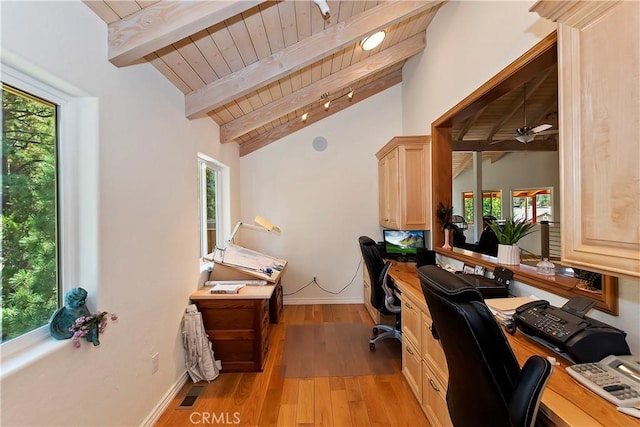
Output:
left=512, top=296, right=631, bottom=363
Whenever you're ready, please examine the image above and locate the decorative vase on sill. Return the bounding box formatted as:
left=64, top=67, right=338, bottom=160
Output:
left=442, top=228, right=452, bottom=250
left=497, top=244, right=521, bottom=265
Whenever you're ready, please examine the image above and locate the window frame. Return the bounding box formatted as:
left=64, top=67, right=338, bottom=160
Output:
left=510, top=187, right=553, bottom=224
left=197, top=154, right=230, bottom=257
left=1, top=63, right=80, bottom=356
left=462, top=190, right=502, bottom=224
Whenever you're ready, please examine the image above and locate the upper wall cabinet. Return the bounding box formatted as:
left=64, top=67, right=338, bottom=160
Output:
left=532, top=1, right=640, bottom=278
left=377, top=136, right=431, bottom=230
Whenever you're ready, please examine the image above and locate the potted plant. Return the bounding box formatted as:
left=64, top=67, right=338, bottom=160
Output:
left=487, top=218, right=537, bottom=265
left=436, top=202, right=455, bottom=249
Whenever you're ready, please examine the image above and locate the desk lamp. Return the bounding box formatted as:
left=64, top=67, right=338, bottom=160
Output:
left=228, top=216, right=281, bottom=245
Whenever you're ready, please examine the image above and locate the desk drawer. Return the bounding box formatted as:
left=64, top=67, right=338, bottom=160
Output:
left=403, top=338, right=422, bottom=402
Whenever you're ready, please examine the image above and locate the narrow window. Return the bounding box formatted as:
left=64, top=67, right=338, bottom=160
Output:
left=1, top=83, right=59, bottom=342
left=198, top=155, right=229, bottom=256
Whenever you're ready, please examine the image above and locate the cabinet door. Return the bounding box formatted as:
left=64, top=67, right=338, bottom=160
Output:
left=422, top=361, right=453, bottom=427
left=400, top=144, right=431, bottom=229
left=401, top=293, right=422, bottom=353
left=379, top=148, right=400, bottom=228
left=422, top=311, right=448, bottom=386
left=402, top=338, right=422, bottom=401
left=553, top=1, right=640, bottom=277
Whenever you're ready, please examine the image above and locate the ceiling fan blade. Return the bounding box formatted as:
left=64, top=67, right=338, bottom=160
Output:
left=531, top=123, right=552, bottom=133
left=535, top=129, right=559, bottom=136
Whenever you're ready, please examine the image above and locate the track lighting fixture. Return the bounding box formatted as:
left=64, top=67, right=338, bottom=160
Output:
left=322, top=92, right=331, bottom=110
left=299, top=88, right=356, bottom=123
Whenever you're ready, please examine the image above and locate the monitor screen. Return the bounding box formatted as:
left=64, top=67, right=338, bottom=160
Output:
left=383, top=230, right=425, bottom=255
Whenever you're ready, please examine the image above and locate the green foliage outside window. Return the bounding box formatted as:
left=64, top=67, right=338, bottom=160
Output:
left=1, top=84, right=59, bottom=342
left=206, top=168, right=216, bottom=224
left=463, top=192, right=501, bottom=223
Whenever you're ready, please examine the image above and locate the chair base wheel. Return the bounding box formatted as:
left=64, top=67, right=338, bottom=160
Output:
left=372, top=327, right=379, bottom=335
left=369, top=343, right=375, bottom=351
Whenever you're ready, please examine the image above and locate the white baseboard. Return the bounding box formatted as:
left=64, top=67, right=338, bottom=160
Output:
left=283, top=297, right=364, bottom=305
left=141, top=370, right=189, bottom=427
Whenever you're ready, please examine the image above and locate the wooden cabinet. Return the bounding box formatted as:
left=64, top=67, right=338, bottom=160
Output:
left=532, top=1, right=640, bottom=278
left=192, top=297, right=270, bottom=372
left=376, top=136, right=431, bottom=230
left=400, top=288, right=451, bottom=426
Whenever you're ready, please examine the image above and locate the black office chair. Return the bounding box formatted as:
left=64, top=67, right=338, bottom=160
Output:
left=358, top=236, right=402, bottom=351
left=418, top=265, right=552, bottom=427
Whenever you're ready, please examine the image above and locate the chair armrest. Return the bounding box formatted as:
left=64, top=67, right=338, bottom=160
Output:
left=509, top=355, right=552, bottom=427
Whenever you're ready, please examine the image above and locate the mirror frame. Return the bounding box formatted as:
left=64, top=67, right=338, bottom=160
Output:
left=430, top=31, right=618, bottom=315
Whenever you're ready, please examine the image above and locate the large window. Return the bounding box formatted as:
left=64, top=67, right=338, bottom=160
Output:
left=463, top=191, right=502, bottom=224
left=198, top=154, right=229, bottom=256
left=511, top=188, right=553, bottom=223
left=1, top=83, right=59, bottom=342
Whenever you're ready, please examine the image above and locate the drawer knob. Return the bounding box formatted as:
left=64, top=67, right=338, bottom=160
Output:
left=429, top=378, right=440, bottom=392
left=406, top=345, right=414, bottom=355
left=405, top=302, right=413, bottom=309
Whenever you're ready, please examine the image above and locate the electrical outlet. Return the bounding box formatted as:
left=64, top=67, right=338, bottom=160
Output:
left=152, top=352, right=160, bottom=374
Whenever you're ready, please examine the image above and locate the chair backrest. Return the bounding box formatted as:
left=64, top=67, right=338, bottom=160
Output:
left=359, top=236, right=392, bottom=314
left=418, top=265, right=521, bottom=427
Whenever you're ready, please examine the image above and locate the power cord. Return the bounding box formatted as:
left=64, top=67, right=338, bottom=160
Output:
left=283, top=258, right=363, bottom=296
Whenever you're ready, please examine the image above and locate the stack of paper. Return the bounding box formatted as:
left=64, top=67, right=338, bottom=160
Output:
left=486, top=297, right=536, bottom=325
left=209, top=284, right=245, bottom=294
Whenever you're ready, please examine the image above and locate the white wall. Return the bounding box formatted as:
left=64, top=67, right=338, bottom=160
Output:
left=407, top=1, right=639, bottom=353
left=1, top=2, right=240, bottom=426
left=239, top=85, right=402, bottom=304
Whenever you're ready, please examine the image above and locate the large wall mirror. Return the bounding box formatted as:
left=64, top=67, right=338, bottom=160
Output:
left=430, top=32, right=618, bottom=314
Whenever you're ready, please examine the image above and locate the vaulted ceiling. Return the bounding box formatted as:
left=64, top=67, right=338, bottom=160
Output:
left=85, top=0, right=445, bottom=156
left=85, top=0, right=558, bottom=165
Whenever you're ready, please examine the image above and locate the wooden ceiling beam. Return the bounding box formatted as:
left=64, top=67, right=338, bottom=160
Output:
left=455, top=106, right=487, bottom=140
left=452, top=139, right=558, bottom=151
left=221, top=33, right=425, bottom=142
left=185, top=1, right=440, bottom=118
left=107, top=1, right=264, bottom=67
left=238, top=69, right=403, bottom=156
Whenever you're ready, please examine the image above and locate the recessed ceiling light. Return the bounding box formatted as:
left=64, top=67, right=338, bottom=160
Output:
left=360, top=31, right=386, bottom=51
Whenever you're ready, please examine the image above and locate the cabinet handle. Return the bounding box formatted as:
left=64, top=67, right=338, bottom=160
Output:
left=405, top=302, right=413, bottom=309
left=429, top=378, right=440, bottom=392
left=406, top=345, right=414, bottom=355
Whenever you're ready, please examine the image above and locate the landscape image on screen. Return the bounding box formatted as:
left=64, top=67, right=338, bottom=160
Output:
left=384, top=230, right=425, bottom=255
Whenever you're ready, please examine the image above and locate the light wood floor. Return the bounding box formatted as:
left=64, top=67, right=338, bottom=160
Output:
left=155, top=304, right=431, bottom=426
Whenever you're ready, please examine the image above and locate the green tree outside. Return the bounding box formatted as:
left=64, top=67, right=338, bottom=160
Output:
left=1, top=84, right=59, bottom=342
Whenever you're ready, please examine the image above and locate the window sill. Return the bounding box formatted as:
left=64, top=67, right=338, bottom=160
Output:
left=435, top=247, right=618, bottom=315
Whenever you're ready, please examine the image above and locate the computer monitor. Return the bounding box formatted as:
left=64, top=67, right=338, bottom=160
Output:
left=382, top=229, right=425, bottom=261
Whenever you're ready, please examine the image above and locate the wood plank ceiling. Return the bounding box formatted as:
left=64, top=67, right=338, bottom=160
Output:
left=84, top=0, right=445, bottom=156
left=85, top=0, right=558, bottom=171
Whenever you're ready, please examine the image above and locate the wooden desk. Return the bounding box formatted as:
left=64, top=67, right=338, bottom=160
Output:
left=387, top=262, right=638, bottom=427
left=191, top=285, right=278, bottom=372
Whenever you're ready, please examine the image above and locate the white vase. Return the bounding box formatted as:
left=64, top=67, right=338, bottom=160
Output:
left=442, top=229, right=452, bottom=249
left=497, top=244, right=520, bottom=265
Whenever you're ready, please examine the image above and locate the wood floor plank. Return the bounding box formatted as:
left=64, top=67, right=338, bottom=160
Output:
left=295, top=379, right=315, bottom=424
left=313, top=377, right=333, bottom=426
left=154, top=305, right=430, bottom=427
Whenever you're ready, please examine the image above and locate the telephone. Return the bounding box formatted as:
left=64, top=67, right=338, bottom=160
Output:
left=566, top=354, right=640, bottom=407
left=512, top=297, right=631, bottom=363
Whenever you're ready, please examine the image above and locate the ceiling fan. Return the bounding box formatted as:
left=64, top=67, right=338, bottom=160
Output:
left=491, top=83, right=558, bottom=144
